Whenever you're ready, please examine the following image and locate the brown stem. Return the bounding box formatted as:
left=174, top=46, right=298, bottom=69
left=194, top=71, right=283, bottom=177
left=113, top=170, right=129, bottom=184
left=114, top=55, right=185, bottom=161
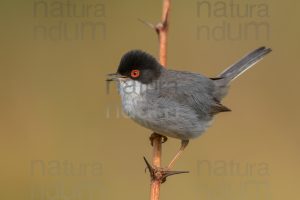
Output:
left=150, top=1, right=170, bottom=200
left=158, top=0, right=170, bottom=67
left=150, top=134, right=163, bottom=200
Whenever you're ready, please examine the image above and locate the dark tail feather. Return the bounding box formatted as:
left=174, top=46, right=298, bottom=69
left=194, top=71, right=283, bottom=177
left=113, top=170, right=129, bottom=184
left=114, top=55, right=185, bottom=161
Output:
left=218, top=46, right=272, bottom=83
left=212, top=47, right=272, bottom=100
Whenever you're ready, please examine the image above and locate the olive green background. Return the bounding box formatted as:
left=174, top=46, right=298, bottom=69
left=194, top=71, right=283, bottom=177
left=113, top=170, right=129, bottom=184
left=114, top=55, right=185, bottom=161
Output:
left=0, top=0, right=299, bottom=199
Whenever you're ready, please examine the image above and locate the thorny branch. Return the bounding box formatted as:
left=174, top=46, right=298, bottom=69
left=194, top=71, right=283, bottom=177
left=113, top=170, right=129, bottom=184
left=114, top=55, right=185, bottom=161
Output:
left=140, top=1, right=189, bottom=200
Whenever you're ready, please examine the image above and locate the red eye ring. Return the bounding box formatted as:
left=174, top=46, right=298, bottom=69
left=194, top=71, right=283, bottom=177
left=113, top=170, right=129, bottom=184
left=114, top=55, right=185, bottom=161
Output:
left=131, top=69, right=140, bottom=78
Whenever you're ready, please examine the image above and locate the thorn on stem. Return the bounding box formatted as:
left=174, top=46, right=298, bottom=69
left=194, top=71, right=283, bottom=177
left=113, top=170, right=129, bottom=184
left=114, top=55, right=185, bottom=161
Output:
left=138, top=18, right=155, bottom=29
left=138, top=16, right=169, bottom=37
left=143, top=157, right=189, bottom=183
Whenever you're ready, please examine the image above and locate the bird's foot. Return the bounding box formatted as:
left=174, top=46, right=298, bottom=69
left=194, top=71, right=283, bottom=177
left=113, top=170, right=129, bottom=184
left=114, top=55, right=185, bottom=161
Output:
left=149, top=133, right=168, bottom=146
left=143, top=157, right=189, bottom=183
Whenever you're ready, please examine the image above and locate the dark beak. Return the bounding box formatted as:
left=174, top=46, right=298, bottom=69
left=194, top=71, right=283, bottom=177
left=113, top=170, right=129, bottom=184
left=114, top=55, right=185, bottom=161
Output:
left=106, top=73, right=127, bottom=81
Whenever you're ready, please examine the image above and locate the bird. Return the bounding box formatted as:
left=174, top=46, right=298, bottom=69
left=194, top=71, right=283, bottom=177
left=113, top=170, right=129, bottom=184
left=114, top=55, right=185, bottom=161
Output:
left=107, top=46, right=272, bottom=169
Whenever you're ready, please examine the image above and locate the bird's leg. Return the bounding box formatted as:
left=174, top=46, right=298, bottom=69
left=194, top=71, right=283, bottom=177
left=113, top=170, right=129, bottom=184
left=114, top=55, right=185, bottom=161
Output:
left=167, top=140, right=189, bottom=169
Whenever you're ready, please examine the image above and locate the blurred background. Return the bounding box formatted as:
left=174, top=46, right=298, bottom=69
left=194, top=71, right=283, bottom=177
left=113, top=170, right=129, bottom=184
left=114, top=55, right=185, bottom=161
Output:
left=0, top=0, right=299, bottom=199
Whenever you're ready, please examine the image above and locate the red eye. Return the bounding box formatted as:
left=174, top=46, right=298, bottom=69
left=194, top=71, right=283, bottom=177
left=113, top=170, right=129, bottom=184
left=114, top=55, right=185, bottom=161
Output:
left=131, top=69, right=140, bottom=78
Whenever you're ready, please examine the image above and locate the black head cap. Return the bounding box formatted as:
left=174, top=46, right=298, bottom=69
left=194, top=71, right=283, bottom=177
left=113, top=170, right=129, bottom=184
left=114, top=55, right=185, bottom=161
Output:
left=117, top=50, right=162, bottom=84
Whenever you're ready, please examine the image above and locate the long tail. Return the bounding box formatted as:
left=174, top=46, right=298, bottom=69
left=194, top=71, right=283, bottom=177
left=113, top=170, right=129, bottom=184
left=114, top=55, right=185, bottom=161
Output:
left=212, top=46, right=272, bottom=101
left=218, top=46, right=272, bottom=83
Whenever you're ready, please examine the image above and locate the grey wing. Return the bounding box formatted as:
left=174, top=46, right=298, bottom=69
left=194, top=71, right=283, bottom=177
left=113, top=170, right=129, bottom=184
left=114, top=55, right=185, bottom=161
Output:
left=139, top=70, right=230, bottom=139
left=152, top=70, right=230, bottom=119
